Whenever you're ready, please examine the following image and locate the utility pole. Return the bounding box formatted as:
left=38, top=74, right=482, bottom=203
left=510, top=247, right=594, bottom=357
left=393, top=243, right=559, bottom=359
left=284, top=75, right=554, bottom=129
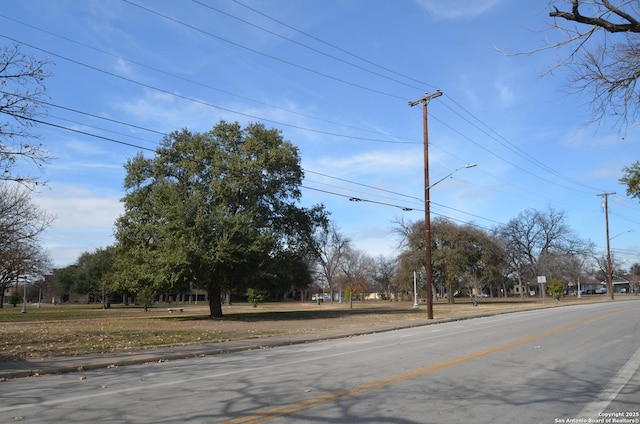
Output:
left=597, top=192, right=616, bottom=300
left=409, top=90, right=442, bottom=320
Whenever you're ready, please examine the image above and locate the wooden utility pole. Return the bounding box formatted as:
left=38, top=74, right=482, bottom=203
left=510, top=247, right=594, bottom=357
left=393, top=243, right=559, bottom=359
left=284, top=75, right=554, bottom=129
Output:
left=597, top=192, right=616, bottom=300
left=408, top=90, right=442, bottom=320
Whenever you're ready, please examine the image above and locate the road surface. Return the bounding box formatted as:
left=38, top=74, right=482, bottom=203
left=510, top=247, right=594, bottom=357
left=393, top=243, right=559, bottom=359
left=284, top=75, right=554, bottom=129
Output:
left=1, top=300, right=639, bottom=423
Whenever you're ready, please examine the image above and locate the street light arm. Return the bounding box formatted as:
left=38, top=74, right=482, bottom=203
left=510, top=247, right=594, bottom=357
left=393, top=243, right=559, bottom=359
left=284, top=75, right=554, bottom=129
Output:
left=610, top=229, right=635, bottom=241
left=428, top=163, right=477, bottom=190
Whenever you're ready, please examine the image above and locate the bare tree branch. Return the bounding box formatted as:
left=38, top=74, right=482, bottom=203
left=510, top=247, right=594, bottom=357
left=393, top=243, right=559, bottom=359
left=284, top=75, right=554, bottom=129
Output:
left=502, top=1, right=640, bottom=131
left=0, top=43, right=52, bottom=186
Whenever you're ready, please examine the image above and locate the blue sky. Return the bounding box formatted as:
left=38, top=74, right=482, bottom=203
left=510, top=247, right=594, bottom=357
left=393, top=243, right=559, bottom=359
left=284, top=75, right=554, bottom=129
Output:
left=3, top=0, right=640, bottom=269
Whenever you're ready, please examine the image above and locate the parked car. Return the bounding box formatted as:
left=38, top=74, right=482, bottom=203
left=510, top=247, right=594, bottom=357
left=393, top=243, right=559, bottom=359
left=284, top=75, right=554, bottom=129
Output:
left=311, top=294, right=332, bottom=302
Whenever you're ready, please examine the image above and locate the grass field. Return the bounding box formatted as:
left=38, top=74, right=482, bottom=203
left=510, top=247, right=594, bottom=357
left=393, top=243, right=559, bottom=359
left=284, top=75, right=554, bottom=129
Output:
left=0, top=296, right=622, bottom=361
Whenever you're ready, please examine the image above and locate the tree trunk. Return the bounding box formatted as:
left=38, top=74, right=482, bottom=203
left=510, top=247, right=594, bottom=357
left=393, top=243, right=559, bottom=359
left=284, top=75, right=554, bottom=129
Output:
left=446, top=279, right=455, bottom=304
left=208, top=283, right=223, bottom=318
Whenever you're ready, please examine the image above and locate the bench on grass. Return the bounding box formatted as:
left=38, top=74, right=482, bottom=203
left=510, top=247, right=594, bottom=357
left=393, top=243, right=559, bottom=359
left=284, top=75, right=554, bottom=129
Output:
left=167, top=307, right=184, bottom=313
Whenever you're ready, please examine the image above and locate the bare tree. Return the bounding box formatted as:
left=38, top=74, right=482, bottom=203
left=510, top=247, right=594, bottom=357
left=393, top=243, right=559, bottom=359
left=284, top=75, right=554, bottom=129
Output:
left=340, top=247, right=375, bottom=307
left=0, top=183, right=53, bottom=306
left=371, top=255, right=398, bottom=300
left=542, top=1, right=640, bottom=129
left=498, top=207, right=590, bottom=296
left=1, top=43, right=52, bottom=185
left=313, top=222, right=351, bottom=302
left=630, top=262, right=640, bottom=293
left=392, top=218, right=425, bottom=300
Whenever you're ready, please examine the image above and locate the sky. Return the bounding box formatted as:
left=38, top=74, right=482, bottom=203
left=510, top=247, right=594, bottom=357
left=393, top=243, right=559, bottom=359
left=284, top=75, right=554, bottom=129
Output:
left=3, top=0, right=640, bottom=270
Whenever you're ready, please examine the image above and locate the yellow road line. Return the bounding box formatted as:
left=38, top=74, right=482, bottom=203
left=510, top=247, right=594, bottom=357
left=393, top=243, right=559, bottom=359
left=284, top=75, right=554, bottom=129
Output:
left=222, top=305, right=636, bottom=424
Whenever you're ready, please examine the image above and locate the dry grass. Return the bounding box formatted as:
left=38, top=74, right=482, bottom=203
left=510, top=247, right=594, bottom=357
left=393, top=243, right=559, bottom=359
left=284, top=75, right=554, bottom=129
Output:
left=0, top=296, right=616, bottom=361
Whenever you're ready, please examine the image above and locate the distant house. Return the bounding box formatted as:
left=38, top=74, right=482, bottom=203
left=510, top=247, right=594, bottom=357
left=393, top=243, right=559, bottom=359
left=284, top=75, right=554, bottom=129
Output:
left=611, top=276, right=631, bottom=294
left=580, top=276, right=633, bottom=294
left=580, top=278, right=608, bottom=295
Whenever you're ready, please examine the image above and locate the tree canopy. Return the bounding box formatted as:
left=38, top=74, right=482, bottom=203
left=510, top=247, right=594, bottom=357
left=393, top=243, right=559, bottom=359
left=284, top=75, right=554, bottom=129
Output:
left=55, top=247, right=114, bottom=303
left=111, top=121, right=327, bottom=317
left=394, top=217, right=505, bottom=303
left=620, top=161, right=640, bottom=199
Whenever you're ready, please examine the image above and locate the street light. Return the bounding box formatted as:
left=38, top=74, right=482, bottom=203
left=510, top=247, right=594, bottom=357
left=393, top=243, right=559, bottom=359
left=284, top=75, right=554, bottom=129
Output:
left=597, top=192, right=616, bottom=300
left=21, top=273, right=27, bottom=314
left=610, top=229, right=634, bottom=241
left=413, top=271, right=419, bottom=309
left=409, top=89, right=477, bottom=319
left=429, top=164, right=477, bottom=190
left=606, top=229, right=634, bottom=296
left=425, top=164, right=477, bottom=307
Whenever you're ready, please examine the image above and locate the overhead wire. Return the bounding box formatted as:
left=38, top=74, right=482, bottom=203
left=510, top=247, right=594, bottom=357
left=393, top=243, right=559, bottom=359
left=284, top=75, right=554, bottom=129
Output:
left=229, top=0, right=437, bottom=90
left=0, top=48, right=584, bottom=231
left=221, top=0, right=605, bottom=196
left=122, top=0, right=407, bottom=101
left=0, top=13, right=419, bottom=143
left=441, top=95, right=606, bottom=194
left=7, top=102, right=506, bottom=230
left=0, top=34, right=417, bottom=146
left=1, top=4, right=631, bottom=241
left=192, top=0, right=425, bottom=93
left=2, top=105, right=435, bottom=217
left=1, top=8, right=603, bottom=198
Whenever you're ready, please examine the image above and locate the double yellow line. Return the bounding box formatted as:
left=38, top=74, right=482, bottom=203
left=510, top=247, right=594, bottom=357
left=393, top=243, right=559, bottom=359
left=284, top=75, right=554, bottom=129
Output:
left=223, top=305, right=636, bottom=423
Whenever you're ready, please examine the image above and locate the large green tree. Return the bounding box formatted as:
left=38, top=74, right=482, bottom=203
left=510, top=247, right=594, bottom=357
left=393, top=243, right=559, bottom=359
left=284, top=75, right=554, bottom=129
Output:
left=112, top=121, right=327, bottom=318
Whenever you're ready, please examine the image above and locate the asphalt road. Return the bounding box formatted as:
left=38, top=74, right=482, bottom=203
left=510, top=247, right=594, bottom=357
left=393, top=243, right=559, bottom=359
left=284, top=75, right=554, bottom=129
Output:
left=1, top=300, right=638, bottom=423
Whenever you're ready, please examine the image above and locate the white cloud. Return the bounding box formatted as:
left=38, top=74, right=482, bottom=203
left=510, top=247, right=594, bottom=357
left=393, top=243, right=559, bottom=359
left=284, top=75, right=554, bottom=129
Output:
left=315, top=149, right=422, bottom=176
left=35, top=191, right=122, bottom=231
left=415, top=0, right=504, bottom=19
left=495, top=81, right=515, bottom=106
left=114, top=90, right=217, bottom=134
left=33, top=185, right=123, bottom=266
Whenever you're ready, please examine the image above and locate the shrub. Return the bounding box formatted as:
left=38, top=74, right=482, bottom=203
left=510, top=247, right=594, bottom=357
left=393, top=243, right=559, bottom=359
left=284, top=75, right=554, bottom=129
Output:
left=548, top=278, right=566, bottom=301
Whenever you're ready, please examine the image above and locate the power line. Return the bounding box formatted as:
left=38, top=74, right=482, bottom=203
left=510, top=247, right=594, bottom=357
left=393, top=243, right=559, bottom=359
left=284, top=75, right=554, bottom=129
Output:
left=192, top=0, right=425, bottom=93
left=0, top=34, right=415, bottom=145
left=6, top=109, right=436, bottom=216
left=2, top=5, right=630, bottom=240
left=229, top=0, right=436, bottom=90
left=223, top=0, right=604, bottom=196
left=0, top=49, right=595, bottom=234
left=304, top=169, right=422, bottom=202
left=122, top=0, right=407, bottom=101
left=1, top=12, right=604, bottom=199
left=2, top=111, right=156, bottom=153
left=0, top=13, right=419, bottom=143
left=12, top=109, right=508, bottom=230
left=441, top=95, right=605, bottom=193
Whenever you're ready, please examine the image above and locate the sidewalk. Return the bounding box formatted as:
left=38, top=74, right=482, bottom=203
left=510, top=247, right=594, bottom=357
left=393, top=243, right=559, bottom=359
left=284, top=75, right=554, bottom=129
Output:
left=0, top=317, right=463, bottom=380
